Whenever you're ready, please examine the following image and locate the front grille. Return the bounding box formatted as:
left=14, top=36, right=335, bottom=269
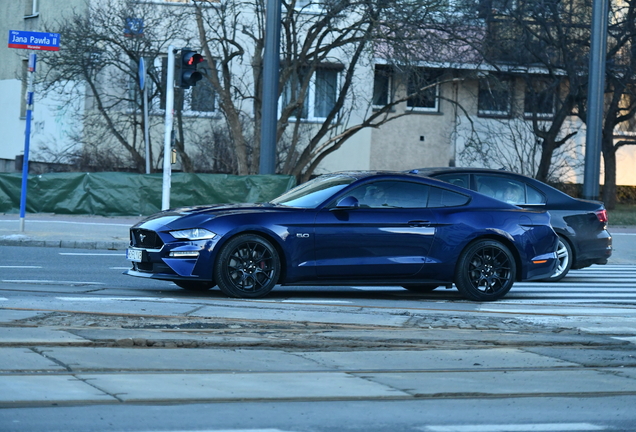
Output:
left=130, top=229, right=164, bottom=249
left=132, top=262, right=173, bottom=273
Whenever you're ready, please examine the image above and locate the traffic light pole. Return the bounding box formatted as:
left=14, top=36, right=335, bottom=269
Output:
left=162, top=46, right=176, bottom=210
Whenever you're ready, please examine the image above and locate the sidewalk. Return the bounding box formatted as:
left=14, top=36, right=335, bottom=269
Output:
left=0, top=213, right=142, bottom=250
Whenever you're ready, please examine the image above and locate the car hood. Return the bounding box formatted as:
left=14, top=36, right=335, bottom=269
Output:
left=132, top=202, right=285, bottom=231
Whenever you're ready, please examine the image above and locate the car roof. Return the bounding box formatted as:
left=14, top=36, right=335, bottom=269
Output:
left=408, top=167, right=604, bottom=208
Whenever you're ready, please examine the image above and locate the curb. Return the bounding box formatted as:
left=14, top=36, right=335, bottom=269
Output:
left=0, top=239, right=129, bottom=250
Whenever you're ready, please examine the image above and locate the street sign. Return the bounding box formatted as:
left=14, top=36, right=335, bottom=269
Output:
left=8, top=30, right=60, bottom=51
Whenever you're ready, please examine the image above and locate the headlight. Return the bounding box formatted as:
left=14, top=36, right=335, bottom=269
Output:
left=169, top=228, right=216, bottom=240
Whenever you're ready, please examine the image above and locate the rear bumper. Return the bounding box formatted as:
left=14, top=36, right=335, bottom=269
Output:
left=572, top=230, right=612, bottom=269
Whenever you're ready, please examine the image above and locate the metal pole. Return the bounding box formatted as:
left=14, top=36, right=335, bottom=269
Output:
left=259, top=0, right=282, bottom=174
left=162, top=46, right=176, bottom=210
left=141, top=58, right=151, bottom=174
left=19, top=53, right=36, bottom=232
left=583, top=0, right=609, bottom=200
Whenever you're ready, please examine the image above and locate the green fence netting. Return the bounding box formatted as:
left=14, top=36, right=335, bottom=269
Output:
left=0, top=172, right=297, bottom=216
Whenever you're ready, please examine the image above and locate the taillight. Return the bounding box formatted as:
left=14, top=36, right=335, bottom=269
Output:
left=595, top=209, right=608, bottom=223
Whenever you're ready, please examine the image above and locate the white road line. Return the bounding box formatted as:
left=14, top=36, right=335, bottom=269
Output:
left=0, top=266, right=42, bottom=269
left=59, top=253, right=124, bottom=256
left=420, top=423, right=605, bottom=431
left=0, top=298, right=8, bottom=301
left=0, top=220, right=131, bottom=227
left=56, top=297, right=177, bottom=302
left=2, top=280, right=104, bottom=285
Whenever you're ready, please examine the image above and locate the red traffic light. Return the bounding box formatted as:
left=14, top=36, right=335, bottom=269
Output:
left=179, top=49, right=204, bottom=88
left=185, top=53, right=204, bottom=66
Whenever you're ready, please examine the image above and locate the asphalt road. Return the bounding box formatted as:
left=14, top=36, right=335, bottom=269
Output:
left=2, top=245, right=636, bottom=431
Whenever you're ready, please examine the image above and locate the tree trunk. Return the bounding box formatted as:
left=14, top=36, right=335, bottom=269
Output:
left=601, top=138, right=617, bottom=209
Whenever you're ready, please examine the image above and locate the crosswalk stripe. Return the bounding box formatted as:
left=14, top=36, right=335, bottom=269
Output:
left=419, top=423, right=605, bottom=431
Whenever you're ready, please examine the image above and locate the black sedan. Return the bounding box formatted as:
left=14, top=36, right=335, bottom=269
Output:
left=126, top=172, right=558, bottom=301
left=410, top=167, right=612, bottom=281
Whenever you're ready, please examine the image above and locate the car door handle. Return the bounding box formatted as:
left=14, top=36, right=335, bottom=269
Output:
left=408, top=220, right=430, bottom=227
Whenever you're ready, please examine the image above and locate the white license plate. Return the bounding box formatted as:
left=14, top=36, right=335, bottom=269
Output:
left=126, top=248, right=143, bottom=262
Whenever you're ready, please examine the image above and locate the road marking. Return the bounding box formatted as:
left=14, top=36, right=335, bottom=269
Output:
left=56, top=297, right=178, bottom=302
left=613, top=336, right=636, bottom=344
left=0, top=298, right=8, bottom=301
left=420, top=423, right=605, bottom=431
left=59, top=253, right=124, bottom=256
left=0, top=219, right=131, bottom=227
left=0, top=266, right=42, bottom=269
left=2, top=280, right=104, bottom=285
left=281, top=299, right=352, bottom=304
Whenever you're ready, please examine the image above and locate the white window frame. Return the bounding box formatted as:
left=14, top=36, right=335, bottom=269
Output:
left=477, top=75, right=512, bottom=118
left=24, top=0, right=39, bottom=18
left=281, top=67, right=340, bottom=122
left=406, top=69, right=441, bottom=113
left=523, top=79, right=555, bottom=120
left=372, top=65, right=393, bottom=109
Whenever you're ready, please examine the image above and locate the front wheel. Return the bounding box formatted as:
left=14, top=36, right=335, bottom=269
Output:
left=455, top=239, right=516, bottom=301
left=215, top=234, right=281, bottom=298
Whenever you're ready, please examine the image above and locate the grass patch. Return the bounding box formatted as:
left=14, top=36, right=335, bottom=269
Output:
left=608, top=204, right=636, bottom=226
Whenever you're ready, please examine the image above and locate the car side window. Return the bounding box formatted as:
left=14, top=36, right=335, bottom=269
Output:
left=526, top=185, right=546, bottom=204
left=343, top=181, right=430, bottom=208
left=475, top=175, right=526, bottom=204
left=427, top=186, right=470, bottom=207
left=435, top=173, right=471, bottom=190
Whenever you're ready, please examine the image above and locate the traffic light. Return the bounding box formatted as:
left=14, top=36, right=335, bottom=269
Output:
left=178, top=49, right=204, bottom=88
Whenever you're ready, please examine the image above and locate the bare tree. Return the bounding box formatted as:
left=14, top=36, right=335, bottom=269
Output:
left=192, top=0, right=454, bottom=181
left=456, top=116, right=583, bottom=182
left=437, top=0, right=590, bottom=183
left=39, top=0, right=190, bottom=172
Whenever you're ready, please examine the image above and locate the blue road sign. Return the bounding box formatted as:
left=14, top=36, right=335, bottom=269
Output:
left=8, top=30, right=60, bottom=51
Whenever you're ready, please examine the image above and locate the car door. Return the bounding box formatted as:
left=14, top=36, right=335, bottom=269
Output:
left=313, top=180, right=437, bottom=279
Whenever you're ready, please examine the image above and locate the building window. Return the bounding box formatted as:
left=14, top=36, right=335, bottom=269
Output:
left=478, top=74, right=512, bottom=117
left=407, top=69, right=441, bottom=112
left=282, top=65, right=340, bottom=121
left=190, top=60, right=216, bottom=113
left=373, top=65, right=392, bottom=107
left=24, top=0, right=38, bottom=18
left=524, top=79, right=554, bottom=119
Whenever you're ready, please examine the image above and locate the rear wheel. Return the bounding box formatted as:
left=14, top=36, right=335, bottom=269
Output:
left=174, top=281, right=214, bottom=291
left=455, top=239, right=516, bottom=301
left=541, top=236, right=572, bottom=282
left=215, top=234, right=280, bottom=298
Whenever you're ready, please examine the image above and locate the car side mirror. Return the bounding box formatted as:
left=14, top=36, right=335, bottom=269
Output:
left=333, top=196, right=360, bottom=210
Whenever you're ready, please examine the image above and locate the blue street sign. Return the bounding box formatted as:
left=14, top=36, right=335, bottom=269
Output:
left=8, top=30, right=60, bottom=51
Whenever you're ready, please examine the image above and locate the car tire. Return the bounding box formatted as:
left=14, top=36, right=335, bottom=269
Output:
left=215, top=234, right=281, bottom=298
left=174, top=281, right=214, bottom=291
left=454, top=239, right=516, bottom=301
left=541, top=236, right=572, bottom=282
left=402, top=285, right=438, bottom=292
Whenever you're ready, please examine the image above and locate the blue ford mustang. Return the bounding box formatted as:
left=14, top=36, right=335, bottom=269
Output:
left=125, top=172, right=558, bottom=301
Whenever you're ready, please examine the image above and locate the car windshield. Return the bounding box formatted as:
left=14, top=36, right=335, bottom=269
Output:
left=270, top=174, right=357, bottom=208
